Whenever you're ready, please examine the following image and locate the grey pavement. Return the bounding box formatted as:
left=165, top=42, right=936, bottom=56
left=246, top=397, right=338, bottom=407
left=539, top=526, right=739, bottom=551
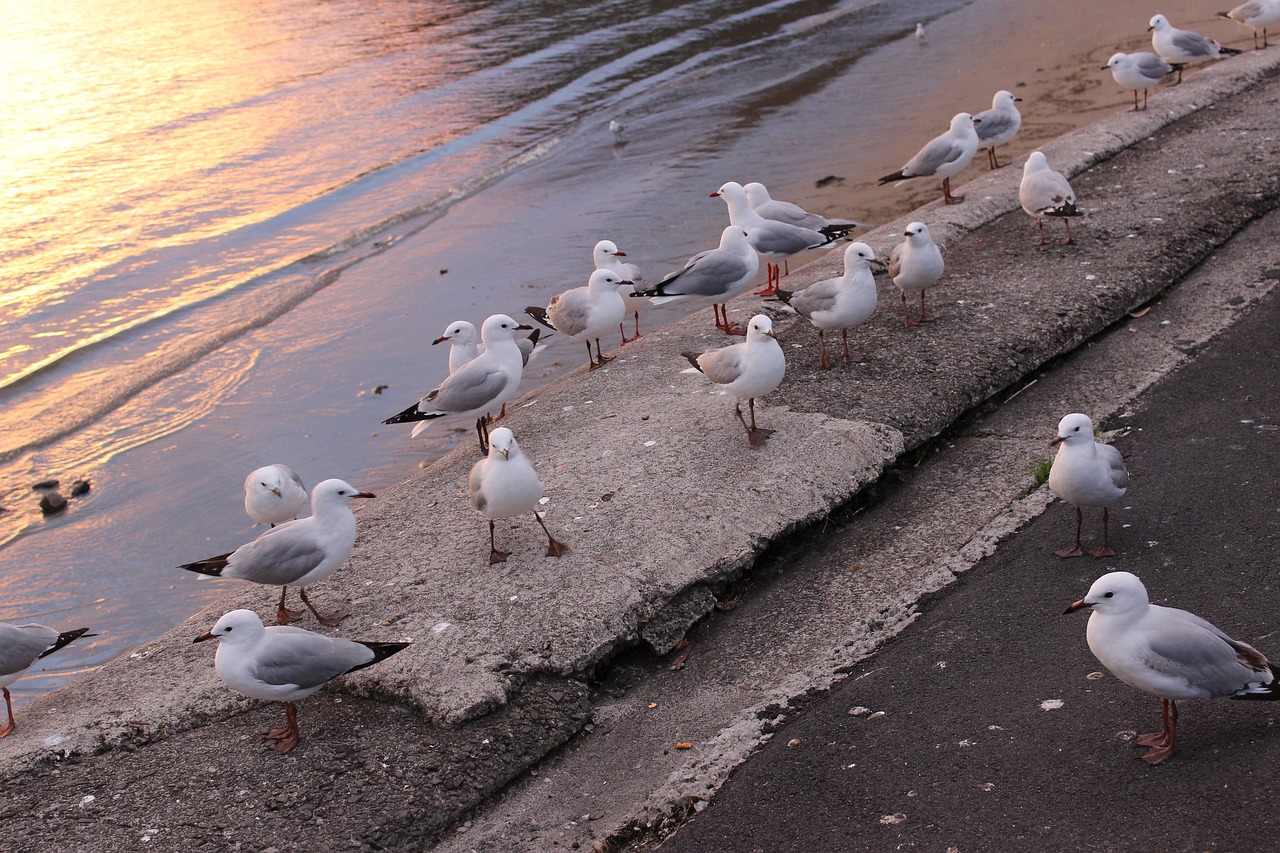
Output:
left=1, top=49, right=1278, bottom=853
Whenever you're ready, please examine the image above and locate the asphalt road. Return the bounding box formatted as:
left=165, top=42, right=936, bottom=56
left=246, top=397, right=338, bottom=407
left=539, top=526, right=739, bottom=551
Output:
left=656, top=283, right=1280, bottom=850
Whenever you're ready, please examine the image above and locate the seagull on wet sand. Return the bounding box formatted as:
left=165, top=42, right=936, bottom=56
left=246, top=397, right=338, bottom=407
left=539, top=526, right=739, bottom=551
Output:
left=1149, top=13, right=1242, bottom=82
left=180, top=478, right=375, bottom=626
left=888, top=222, right=944, bottom=327
left=1064, top=571, right=1280, bottom=765
left=1219, top=0, right=1280, bottom=49
left=1020, top=151, right=1080, bottom=245
left=195, top=609, right=409, bottom=754
left=878, top=112, right=981, bottom=205
left=682, top=314, right=786, bottom=446
left=1047, top=413, right=1128, bottom=558
left=384, top=314, right=534, bottom=454
left=630, top=226, right=760, bottom=335
left=973, top=90, right=1022, bottom=170
left=526, top=270, right=628, bottom=371
left=593, top=239, right=645, bottom=344
left=1102, top=52, right=1182, bottom=111
left=1, top=622, right=93, bottom=738
left=469, top=427, right=568, bottom=565
left=773, top=242, right=878, bottom=369
left=244, top=464, right=308, bottom=527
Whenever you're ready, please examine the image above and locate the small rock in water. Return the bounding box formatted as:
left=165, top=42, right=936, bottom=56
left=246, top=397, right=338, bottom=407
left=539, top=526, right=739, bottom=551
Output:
left=40, top=492, right=68, bottom=516
left=70, top=480, right=92, bottom=497
left=32, top=479, right=60, bottom=491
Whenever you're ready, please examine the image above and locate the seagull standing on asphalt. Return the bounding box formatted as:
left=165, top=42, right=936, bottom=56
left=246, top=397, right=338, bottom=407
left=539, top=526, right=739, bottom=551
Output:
left=973, top=90, right=1022, bottom=170
left=1, top=622, right=92, bottom=738
left=1019, top=151, right=1080, bottom=245
left=773, top=242, right=878, bottom=370
left=682, top=314, right=786, bottom=446
left=1047, top=413, right=1128, bottom=558
left=1149, top=13, right=1241, bottom=82
left=630, top=225, right=760, bottom=335
left=468, top=427, right=568, bottom=565
left=888, top=222, right=944, bottom=327
left=1102, top=52, right=1182, bottom=111
left=244, top=464, right=308, bottom=527
left=1064, top=571, right=1280, bottom=765
left=878, top=112, right=981, bottom=205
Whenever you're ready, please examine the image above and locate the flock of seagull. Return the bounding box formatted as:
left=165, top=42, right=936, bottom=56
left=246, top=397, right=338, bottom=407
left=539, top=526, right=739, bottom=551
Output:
left=4, top=7, right=1279, bottom=761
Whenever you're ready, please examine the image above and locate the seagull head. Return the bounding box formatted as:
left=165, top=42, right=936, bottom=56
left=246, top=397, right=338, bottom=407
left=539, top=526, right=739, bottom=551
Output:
left=481, top=313, right=535, bottom=343
left=950, top=112, right=978, bottom=131
left=434, top=320, right=477, bottom=347
left=746, top=314, right=776, bottom=340
left=1023, top=150, right=1050, bottom=176
left=1053, top=412, right=1096, bottom=446
left=903, top=221, right=931, bottom=242
left=994, top=90, right=1021, bottom=108
left=742, top=182, right=771, bottom=206
left=844, top=242, right=876, bottom=267
left=488, top=427, right=518, bottom=459
left=1148, top=14, right=1169, bottom=32
left=1103, top=52, right=1126, bottom=71
left=593, top=239, right=625, bottom=265
left=194, top=609, right=265, bottom=645
left=710, top=181, right=746, bottom=201
left=588, top=269, right=629, bottom=293
left=1063, top=571, right=1149, bottom=615
left=311, top=478, right=376, bottom=507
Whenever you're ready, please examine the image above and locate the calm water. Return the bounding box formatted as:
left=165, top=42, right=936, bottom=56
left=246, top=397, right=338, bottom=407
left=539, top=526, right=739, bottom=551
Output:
left=0, top=0, right=1225, bottom=704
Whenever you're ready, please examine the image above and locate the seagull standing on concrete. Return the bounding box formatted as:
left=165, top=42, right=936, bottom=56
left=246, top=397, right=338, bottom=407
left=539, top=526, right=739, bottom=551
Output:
left=180, top=478, right=375, bottom=626
left=526, top=270, right=629, bottom=371
left=1, top=622, right=92, bottom=738
left=973, top=90, right=1022, bottom=170
left=592, top=240, right=645, bottom=345
left=1219, top=0, right=1280, bottom=49
left=888, top=222, right=944, bottom=327
left=1149, top=14, right=1242, bottom=82
left=195, top=609, right=409, bottom=754
left=1019, top=151, right=1080, bottom=245
left=383, top=314, right=534, bottom=453
left=1064, top=571, right=1280, bottom=765
left=244, top=464, right=308, bottom=527
left=468, top=427, right=568, bottom=565
left=1047, top=413, right=1128, bottom=558
left=630, top=225, right=760, bottom=335
left=878, top=112, right=981, bottom=205
left=682, top=314, right=786, bottom=446
left=773, top=242, right=878, bottom=370
left=1102, top=52, right=1182, bottom=111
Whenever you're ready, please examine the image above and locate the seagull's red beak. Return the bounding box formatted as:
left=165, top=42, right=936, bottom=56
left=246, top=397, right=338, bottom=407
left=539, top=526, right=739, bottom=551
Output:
left=1062, top=599, right=1091, bottom=615
left=194, top=631, right=216, bottom=643
left=709, top=191, right=722, bottom=198
left=432, top=335, right=449, bottom=345
left=1051, top=435, right=1065, bottom=445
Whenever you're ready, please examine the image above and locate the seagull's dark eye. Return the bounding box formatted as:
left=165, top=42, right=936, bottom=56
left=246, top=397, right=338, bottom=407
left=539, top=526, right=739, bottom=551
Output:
left=224, top=626, right=233, bottom=632
left=1104, top=592, right=1114, bottom=599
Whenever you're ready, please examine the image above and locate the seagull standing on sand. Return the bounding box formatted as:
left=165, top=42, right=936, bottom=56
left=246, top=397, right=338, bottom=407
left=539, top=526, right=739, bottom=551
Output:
left=1102, top=52, right=1182, bottom=111
left=878, top=112, right=981, bottom=205
left=1, top=622, right=92, bottom=738
left=526, top=269, right=629, bottom=370
left=180, top=478, right=375, bottom=626
left=973, top=90, right=1022, bottom=170
left=743, top=182, right=859, bottom=235
left=1149, top=14, right=1241, bottom=82
left=1064, top=571, right=1280, bottom=765
left=468, top=427, right=568, bottom=565
left=773, top=242, right=878, bottom=370
left=1019, top=151, right=1080, bottom=245
left=383, top=314, right=534, bottom=454
left=609, top=119, right=625, bottom=143
left=630, top=225, right=760, bottom=335
left=592, top=240, right=645, bottom=344
left=682, top=314, right=786, bottom=446
left=1047, top=413, right=1128, bottom=558
left=195, top=609, right=409, bottom=754
left=1219, top=0, right=1280, bottom=49
left=888, top=222, right=944, bottom=327
left=244, top=464, right=308, bottom=527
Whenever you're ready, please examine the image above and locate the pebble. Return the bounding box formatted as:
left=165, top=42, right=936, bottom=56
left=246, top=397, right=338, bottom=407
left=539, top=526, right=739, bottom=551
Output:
left=40, top=492, right=68, bottom=516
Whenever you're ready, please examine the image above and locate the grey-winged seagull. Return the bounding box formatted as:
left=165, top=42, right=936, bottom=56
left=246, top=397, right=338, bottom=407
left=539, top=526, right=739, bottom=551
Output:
left=774, top=242, right=878, bottom=369
left=888, top=222, right=944, bottom=327
left=1047, top=413, right=1128, bottom=557
left=878, top=112, right=981, bottom=205
left=244, top=464, right=308, bottom=527
left=973, top=90, right=1022, bottom=169
left=681, top=314, right=786, bottom=446
left=1149, top=13, right=1241, bottom=82
left=1219, top=0, right=1280, bottom=49
left=468, top=426, right=568, bottom=565
left=526, top=269, right=628, bottom=370
left=1, top=621, right=92, bottom=738
left=1102, top=52, right=1181, bottom=111
left=631, top=225, right=760, bottom=335
left=1020, top=151, right=1080, bottom=245
left=593, top=239, right=645, bottom=344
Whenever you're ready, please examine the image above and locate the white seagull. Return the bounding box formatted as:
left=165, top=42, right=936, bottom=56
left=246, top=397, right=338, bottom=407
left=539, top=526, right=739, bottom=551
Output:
left=1149, top=14, right=1241, bottom=82
left=384, top=313, right=534, bottom=453
left=1064, top=571, right=1280, bottom=765
left=773, top=242, right=878, bottom=369
left=526, top=269, right=629, bottom=370
left=888, top=222, right=944, bottom=326
left=593, top=239, right=646, bottom=344
left=433, top=320, right=544, bottom=375
left=1047, top=413, right=1128, bottom=558
left=244, top=464, right=308, bottom=527
left=973, top=90, right=1022, bottom=170
left=608, top=119, right=625, bottom=143
left=1, top=621, right=92, bottom=738
left=195, top=609, right=409, bottom=754
left=468, top=426, right=568, bottom=565
left=878, top=112, right=981, bottom=205
left=1102, top=52, right=1181, bottom=111
left=180, top=478, right=375, bottom=626
left=712, top=181, right=854, bottom=297
left=1019, top=151, right=1080, bottom=245
left=1219, top=0, right=1280, bottom=49
left=742, top=181, right=860, bottom=236
left=681, top=314, right=786, bottom=446
left=631, top=225, right=760, bottom=335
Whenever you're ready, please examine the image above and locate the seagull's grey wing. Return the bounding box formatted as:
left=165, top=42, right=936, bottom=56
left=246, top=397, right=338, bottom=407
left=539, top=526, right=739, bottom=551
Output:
left=1143, top=609, right=1265, bottom=697
left=1171, top=30, right=1215, bottom=56
left=663, top=250, right=749, bottom=298
left=430, top=359, right=510, bottom=413
left=516, top=337, right=535, bottom=366
left=887, top=243, right=903, bottom=279
left=0, top=623, right=59, bottom=677
left=225, top=526, right=328, bottom=585
left=974, top=109, right=1016, bottom=143
left=1099, top=443, right=1128, bottom=490
left=468, top=458, right=488, bottom=512
left=750, top=221, right=828, bottom=256
left=1134, top=53, right=1174, bottom=79
left=903, top=135, right=964, bottom=177
left=253, top=633, right=372, bottom=689
left=545, top=287, right=592, bottom=337
left=790, top=278, right=841, bottom=318
left=696, top=345, right=747, bottom=385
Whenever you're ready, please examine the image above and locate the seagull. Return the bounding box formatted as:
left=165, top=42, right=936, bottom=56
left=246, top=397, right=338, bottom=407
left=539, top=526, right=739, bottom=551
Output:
left=742, top=182, right=860, bottom=235
left=383, top=314, right=534, bottom=454
left=593, top=239, right=645, bottom=344
left=773, top=242, right=878, bottom=369
left=1219, top=0, right=1280, bottom=49
left=630, top=225, right=760, bottom=335
left=878, top=112, right=981, bottom=205
left=194, top=609, right=409, bottom=754
left=609, top=119, right=625, bottom=143
left=681, top=314, right=786, bottom=446
left=468, top=427, right=568, bottom=565
left=1102, top=52, right=1182, bottom=111
left=1019, top=151, right=1080, bottom=245
left=888, top=222, right=944, bottom=326
left=915, top=21, right=926, bottom=43
left=1064, top=571, right=1280, bottom=765
left=1, top=622, right=92, bottom=738
left=526, top=269, right=629, bottom=370
left=1047, top=413, right=1128, bottom=558
left=244, top=464, right=308, bottom=527
left=432, top=320, right=544, bottom=419
left=1149, top=13, right=1242, bottom=82
left=712, top=181, right=854, bottom=297
left=179, top=478, right=375, bottom=626
left=973, top=90, right=1022, bottom=170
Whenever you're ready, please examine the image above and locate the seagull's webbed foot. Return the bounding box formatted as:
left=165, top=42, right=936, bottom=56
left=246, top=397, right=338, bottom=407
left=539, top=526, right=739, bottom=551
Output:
left=1140, top=745, right=1175, bottom=765
left=1089, top=544, right=1116, bottom=558
left=545, top=538, right=569, bottom=558
left=300, top=589, right=347, bottom=626
left=489, top=547, right=511, bottom=565
left=1136, top=731, right=1170, bottom=748
left=265, top=704, right=301, bottom=753
left=276, top=606, right=306, bottom=625
left=0, top=722, right=14, bottom=739
left=1054, top=544, right=1086, bottom=558
left=746, top=427, right=774, bottom=447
